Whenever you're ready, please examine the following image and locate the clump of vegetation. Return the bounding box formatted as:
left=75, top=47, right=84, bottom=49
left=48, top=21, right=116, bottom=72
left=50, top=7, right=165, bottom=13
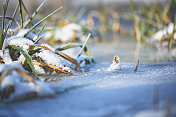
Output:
left=0, top=0, right=94, bottom=102
left=130, top=0, right=176, bottom=49
left=42, top=14, right=93, bottom=44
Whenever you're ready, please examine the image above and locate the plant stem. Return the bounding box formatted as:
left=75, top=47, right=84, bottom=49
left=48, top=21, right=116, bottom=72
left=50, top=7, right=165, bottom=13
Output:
left=4, top=3, right=19, bottom=38
left=24, top=6, right=62, bottom=38
left=77, top=33, right=91, bottom=57
left=129, top=0, right=141, bottom=42
left=0, top=0, right=9, bottom=50
left=23, top=1, right=45, bottom=28
left=19, top=0, right=23, bottom=28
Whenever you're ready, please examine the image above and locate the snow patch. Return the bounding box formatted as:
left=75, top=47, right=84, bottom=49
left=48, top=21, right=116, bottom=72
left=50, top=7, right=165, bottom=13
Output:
left=151, top=23, right=176, bottom=41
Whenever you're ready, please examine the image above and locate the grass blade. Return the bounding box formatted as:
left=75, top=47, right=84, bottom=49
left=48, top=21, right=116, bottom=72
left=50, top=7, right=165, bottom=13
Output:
left=134, top=59, right=139, bottom=72
left=33, top=61, right=73, bottom=75
left=0, top=0, right=9, bottom=50
left=162, top=0, right=172, bottom=23
left=56, top=43, right=95, bottom=63
left=21, top=0, right=31, bottom=19
left=168, top=22, right=175, bottom=50
left=23, top=1, right=45, bottom=28
left=24, top=6, right=62, bottom=38
left=29, top=44, right=79, bottom=70
left=19, top=0, right=23, bottom=28
left=11, top=45, right=38, bottom=79
left=0, top=68, right=39, bottom=86
left=4, top=3, right=19, bottom=38
left=172, top=0, right=176, bottom=8
left=0, top=16, right=21, bottom=29
left=34, top=23, right=46, bottom=44
left=129, top=0, right=141, bottom=42
left=77, top=33, right=91, bottom=57
left=56, top=44, right=81, bottom=51
left=38, top=23, right=46, bottom=37
left=15, top=69, right=39, bottom=86
left=34, top=34, right=44, bottom=44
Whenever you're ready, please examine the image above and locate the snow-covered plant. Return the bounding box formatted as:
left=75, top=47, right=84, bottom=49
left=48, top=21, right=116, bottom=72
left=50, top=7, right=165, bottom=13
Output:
left=0, top=0, right=94, bottom=102
left=43, top=20, right=92, bottom=44
left=107, top=56, right=120, bottom=71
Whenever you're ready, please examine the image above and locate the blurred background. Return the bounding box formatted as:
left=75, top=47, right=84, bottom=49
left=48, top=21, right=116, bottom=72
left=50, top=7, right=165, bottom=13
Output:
left=0, top=0, right=176, bottom=63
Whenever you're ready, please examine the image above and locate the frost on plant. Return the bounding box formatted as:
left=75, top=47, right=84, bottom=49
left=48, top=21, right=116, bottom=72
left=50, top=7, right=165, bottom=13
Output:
left=0, top=0, right=94, bottom=102
left=107, top=55, right=120, bottom=71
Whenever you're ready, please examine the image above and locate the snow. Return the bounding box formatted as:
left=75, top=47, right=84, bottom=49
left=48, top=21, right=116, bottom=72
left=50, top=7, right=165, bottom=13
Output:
left=0, top=28, right=176, bottom=117
left=107, top=55, right=120, bottom=71
left=76, top=55, right=92, bottom=66
left=44, top=23, right=85, bottom=42
left=34, top=49, right=71, bottom=72
left=1, top=29, right=76, bottom=75
left=0, top=62, right=24, bottom=73
left=2, top=29, right=36, bottom=52
left=151, top=23, right=176, bottom=41
left=0, top=62, right=54, bottom=102
left=0, top=49, right=13, bottom=64
left=0, top=28, right=81, bottom=103
left=1, top=75, right=54, bottom=102
left=0, top=62, right=176, bottom=117
left=8, top=37, right=34, bottom=51
left=15, top=29, right=38, bottom=41
left=134, top=110, right=166, bottom=117
left=34, top=65, right=45, bottom=74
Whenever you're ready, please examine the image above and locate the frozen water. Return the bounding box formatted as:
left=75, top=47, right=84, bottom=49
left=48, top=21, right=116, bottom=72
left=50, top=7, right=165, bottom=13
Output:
left=0, top=62, right=176, bottom=117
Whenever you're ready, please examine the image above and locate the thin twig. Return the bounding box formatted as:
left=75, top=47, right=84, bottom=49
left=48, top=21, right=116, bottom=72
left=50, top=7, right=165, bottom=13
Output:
left=4, top=3, right=19, bottom=37
left=23, top=1, right=45, bottom=28
left=19, top=0, right=23, bottom=28
left=24, top=6, right=62, bottom=38
left=77, top=33, right=91, bottom=57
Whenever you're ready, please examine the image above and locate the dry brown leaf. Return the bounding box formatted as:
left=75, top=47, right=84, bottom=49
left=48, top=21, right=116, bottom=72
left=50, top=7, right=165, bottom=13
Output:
left=33, top=61, right=73, bottom=75
left=0, top=68, right=39, bottom=86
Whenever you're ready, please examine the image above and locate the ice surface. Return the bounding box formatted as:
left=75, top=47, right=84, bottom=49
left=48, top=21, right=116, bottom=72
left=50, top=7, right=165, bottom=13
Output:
left=0, top=62, right=176, bottom=117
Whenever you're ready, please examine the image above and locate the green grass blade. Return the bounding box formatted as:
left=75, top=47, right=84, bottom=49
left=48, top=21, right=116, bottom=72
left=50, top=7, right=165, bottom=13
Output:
left=172, top=0, right=176, bottom=8
left=162, top=0, right=172, bottom=20
left=168, top=22, right=175, bottom=50
left=83, top=46, right=95, bottom=62
left=23, top=1, right=45, bottom=28
left=77, top=33, right=91, bottom=57
left=129, top=0, right=141, bottom=42
left=134, top=59, right=139, bottom=72
left=56, top=44, right=81, bottom=51
left=21, top=0, right=30, bottom=19
left=4, top=3, right=19, bottom=38
left=24, top=6, right=62, bottom=38
left=56, top=43, right=95, bottom=63
left=11, top=45, right=38, bottom=79
left=34, top=34, right=44, bottom=44
left=19, top=0, right=23, bottom=28
left=34, top=23, right=46, bottom=44
left=0, top=0, right=9, bottom=50
left=69, top=14, right=78, bottom=24
left=37, top=23, right=46, bottom=38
